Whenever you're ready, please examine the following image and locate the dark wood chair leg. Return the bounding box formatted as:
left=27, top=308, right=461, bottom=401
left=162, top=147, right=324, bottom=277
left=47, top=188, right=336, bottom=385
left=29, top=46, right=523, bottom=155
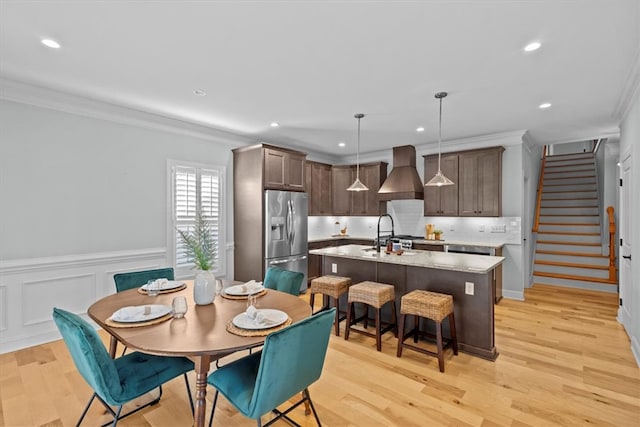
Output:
left=375, top=308, right=382, bottom=351
left=391, top=302, right=398, bottom=337
left=344, top=302, right=352, bottom=341
left=436, top=320, right=445, bottom=373
left=413, top=315, right=419, bottom=343
left=396, top=313, right=405, bottom=357
left=333, top=296, right=340, bottom=336
left=363, top=304, right=369, bottom=329
left=449, top=312, right=458, bottom=355
left=309, top=292, right=315, bottom=313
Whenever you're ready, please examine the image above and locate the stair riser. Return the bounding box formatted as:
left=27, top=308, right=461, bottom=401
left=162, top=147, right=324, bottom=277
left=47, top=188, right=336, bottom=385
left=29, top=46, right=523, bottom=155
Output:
left=537, top=224, right=600, bottom=233
left=543, top=177, right=596, bottom=186
left=542, top=184, right=597, bottom=192
left=540, top=199, right=598, bottom=207
left=541, top=191, right=597, bottom=200
left=546, top=154, right=595, bottom=162
left=540, top=207, right=599, bottom=215
left=538, top=215, right=599, bottom=223
left=536, top=242, right=603, bottom=253
left=545, top=162, right=594, bottom=171
left=537, top=234, right=601, bottom=244
left=535, top=253, right=610, bottom=266
left=534, top=263, right=610, bottom=279
left=532, top=276, right=617, bottom=293
left=544, top=171, right=596, bottom=180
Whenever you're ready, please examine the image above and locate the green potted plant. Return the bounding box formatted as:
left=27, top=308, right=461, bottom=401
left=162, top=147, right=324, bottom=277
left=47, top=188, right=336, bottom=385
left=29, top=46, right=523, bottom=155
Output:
left=433, top=229, right=443, bottom=240
left=177, top=212, right=217, bottom=305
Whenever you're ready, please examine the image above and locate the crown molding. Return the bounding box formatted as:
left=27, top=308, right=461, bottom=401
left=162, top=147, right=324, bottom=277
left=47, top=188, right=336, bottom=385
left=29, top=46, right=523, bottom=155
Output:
left=613, top=45, right=640, bottom=122
left=416, top=130, right=528, bottom=157
left=0, top=76, right=254, bottom=148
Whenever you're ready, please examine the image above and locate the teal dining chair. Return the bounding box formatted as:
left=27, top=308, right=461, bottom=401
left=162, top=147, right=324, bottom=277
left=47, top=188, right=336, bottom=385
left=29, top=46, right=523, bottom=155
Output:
left=263, top=267, right=304, bottom=296
left=113, top=267, right=175, bottom=293
left=52, top=308, right=194, bottom=426
left=207, top=308, right=335, bottom=427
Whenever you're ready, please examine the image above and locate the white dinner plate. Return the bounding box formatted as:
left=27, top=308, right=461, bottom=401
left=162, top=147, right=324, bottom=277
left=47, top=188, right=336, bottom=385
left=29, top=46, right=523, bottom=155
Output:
left=232, top=309, right=288, bottom=330
left=141, top=280, right=185, bottom=291
left=225, top=281, right=264, bottom=296
left=110, top=304, right=173, bottom=323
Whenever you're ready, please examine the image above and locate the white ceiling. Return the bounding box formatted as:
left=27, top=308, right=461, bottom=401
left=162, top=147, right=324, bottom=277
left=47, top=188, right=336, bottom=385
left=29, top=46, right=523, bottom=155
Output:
left=1, top=1, right=638, bottom=156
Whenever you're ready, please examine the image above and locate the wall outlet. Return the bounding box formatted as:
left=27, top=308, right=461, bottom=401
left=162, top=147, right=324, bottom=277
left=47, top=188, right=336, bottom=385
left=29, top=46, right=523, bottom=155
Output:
left=465, top=281, right=474, bottom=295
left=491, top=225, right=507, bottom=233
left=478, top=225, right=485, bottom=232
left=331, top=263, right=337, bottom=274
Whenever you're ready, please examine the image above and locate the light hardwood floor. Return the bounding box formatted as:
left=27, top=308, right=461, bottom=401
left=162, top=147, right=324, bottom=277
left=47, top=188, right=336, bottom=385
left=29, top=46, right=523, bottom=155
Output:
left=1, top=284, right=638, bottom=426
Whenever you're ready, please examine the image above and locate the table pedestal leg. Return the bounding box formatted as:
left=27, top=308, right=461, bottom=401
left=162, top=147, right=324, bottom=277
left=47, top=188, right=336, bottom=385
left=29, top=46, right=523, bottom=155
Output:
left=193, top=355, right=211, bottom=427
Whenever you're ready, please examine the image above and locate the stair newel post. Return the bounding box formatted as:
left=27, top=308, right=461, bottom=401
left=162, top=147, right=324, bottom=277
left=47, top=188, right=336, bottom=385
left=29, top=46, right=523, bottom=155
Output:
left=533, top=145, right=547, bottom=233
left=607, top=206, right=616, bottom=281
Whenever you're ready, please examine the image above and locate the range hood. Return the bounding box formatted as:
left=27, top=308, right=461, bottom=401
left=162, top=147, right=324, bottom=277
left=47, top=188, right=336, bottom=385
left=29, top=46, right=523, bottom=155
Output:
left=378, top=145, right=424, bottom=201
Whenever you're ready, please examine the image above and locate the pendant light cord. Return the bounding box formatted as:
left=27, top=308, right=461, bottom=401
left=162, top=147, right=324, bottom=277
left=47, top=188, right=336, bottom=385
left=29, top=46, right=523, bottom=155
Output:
left=437, top=95, right=443, bottom=172
left=356, top=115, right=361, bottom=178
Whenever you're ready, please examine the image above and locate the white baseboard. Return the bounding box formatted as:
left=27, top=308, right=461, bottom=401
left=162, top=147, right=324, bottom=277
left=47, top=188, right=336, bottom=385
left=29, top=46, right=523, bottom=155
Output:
left=502, top=289, right=525, bottom=301
left=0, top=248, right=168, bottom=354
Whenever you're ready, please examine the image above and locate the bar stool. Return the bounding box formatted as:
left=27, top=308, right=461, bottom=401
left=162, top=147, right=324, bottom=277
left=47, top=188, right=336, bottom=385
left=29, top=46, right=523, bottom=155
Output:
left=344, top=281, right=397, bottom=351
left=396, top=290, right=458, bottom=372
left=309, top=275, right=352, bottom=336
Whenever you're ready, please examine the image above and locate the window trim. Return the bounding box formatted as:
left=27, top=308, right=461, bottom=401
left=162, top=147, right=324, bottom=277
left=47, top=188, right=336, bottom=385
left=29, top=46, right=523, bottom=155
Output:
left=167, top=159, right=226, bottom=279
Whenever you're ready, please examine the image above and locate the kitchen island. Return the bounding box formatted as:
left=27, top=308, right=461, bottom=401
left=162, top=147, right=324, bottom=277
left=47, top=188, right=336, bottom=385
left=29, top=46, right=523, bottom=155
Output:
left=309, top=244, right=505, bottom=360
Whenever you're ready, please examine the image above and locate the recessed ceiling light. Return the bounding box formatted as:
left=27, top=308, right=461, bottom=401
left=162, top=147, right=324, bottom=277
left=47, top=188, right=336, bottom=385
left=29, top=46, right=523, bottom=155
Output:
left=539, top=102, right=552, bottom=109
left=270, top=122, right=279, bottom=127
left=524, top=42, right=541, bottom=52
left=193, top=89, right=206, bottom=96
left=416, top=127, right=425, bottom=132
left=338, top=142, right=346, bottom=147
left=41, top=39, right=61, bottom=49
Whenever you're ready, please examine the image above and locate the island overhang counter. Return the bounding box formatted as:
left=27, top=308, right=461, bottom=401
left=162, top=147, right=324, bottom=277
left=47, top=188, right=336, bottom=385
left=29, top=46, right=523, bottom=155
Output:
left=309, top=244, right=505, bottom=360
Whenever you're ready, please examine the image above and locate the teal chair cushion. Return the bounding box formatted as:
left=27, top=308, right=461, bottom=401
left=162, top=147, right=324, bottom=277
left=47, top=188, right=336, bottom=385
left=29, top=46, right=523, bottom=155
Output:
left=208, top=308, right=335, bottom=420
left=263, top=267, right=304, bottom=296
left=113, top=268, right=174, bottom=292
left=52, top=308, right=193, bottom=406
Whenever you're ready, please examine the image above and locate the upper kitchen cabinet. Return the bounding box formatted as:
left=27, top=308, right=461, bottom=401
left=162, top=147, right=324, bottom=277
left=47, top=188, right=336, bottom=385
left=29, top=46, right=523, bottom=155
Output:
left=306, top=161, right=332, bottom=215
left=332, top=162, right=388, bottom=216
left=458, top=147, right=504, bottom=217
left=351, top=162, right=388, bottom=215
left=263, top=146, right=306, bottom=191
left=423, top=153, right=459, bottom=216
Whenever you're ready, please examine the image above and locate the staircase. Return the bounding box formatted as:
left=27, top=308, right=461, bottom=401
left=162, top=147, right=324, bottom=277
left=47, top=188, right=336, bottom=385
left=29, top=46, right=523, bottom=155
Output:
left=532, top=152, right=617, bottom=292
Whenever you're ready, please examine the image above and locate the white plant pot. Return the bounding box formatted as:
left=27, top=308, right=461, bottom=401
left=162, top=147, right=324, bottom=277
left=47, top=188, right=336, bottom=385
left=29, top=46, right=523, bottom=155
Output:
left=194, top=270, right=216, bottom=305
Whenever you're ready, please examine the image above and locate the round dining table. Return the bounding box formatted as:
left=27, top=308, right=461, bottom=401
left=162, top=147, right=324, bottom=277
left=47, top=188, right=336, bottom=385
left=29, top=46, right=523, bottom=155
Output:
left=87, top=280, right=312, bottom=427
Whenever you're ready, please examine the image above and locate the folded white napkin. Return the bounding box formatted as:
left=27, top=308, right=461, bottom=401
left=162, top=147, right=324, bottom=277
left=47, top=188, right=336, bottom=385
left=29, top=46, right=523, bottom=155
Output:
left=239, top=280, right=264, bottom=294
left=112, top=305, right=148, bottom=321
left=244, top=306, right=278, bottom=325
left=142, top=279, right=182, bottom=291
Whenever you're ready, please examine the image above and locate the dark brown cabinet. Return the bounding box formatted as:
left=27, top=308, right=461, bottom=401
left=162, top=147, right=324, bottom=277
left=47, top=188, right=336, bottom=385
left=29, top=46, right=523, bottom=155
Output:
left=264, top=147, right=306, bottom=191
left=458, top=147, right=503, bottom=217
left=332, top=162, right=388, bottom=216
left=423, top=154, right=459, bottom=216
left=412, top=243, right=445, bottom=252
left=305, top=161, right=333, bottom=215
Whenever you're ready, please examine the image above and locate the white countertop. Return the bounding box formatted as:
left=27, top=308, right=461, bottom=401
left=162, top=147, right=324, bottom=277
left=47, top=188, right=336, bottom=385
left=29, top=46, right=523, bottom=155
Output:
left=309, top=244, right=505, bottom=274
left=308, top=236, right=505, bottom=248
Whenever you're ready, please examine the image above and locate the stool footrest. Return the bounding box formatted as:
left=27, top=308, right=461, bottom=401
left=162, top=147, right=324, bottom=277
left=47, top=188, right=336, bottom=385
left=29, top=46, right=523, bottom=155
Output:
left=313, top=306, right=347, bottom=322
left=347, top=322, right=396, bottom=340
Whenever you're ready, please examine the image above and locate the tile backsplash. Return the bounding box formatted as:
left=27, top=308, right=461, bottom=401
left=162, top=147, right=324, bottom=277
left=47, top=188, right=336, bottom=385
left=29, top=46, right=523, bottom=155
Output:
left=307, top=200, right=522, bottom=245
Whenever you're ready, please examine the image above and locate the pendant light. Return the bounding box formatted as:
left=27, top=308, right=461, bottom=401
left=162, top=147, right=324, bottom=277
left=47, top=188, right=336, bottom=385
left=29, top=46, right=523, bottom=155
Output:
left=425, top=92, right=455, bottom=187
left=347, top=113, right=369, bottom=191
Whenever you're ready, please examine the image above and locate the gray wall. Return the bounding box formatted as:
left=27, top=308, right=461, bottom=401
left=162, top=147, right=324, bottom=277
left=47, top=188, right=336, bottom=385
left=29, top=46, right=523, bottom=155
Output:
left=0, top=99, right=240, bottom=276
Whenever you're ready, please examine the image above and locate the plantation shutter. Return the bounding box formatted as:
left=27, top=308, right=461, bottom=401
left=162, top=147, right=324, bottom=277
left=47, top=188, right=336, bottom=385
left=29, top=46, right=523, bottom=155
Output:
left=174, top=165, right=221, bottom=273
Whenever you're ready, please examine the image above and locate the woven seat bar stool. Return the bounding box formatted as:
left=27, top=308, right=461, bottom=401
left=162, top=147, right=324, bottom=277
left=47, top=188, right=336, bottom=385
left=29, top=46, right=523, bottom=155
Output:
left=344, top=281, right=397, bottom=351
left=396, top=290, right=458, bottom=373
left=309, top=275, right=352, bottom=336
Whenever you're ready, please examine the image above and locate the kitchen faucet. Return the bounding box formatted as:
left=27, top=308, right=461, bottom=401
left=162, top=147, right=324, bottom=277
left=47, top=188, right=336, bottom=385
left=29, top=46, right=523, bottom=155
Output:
left=376, top=214, right=395, bottom=253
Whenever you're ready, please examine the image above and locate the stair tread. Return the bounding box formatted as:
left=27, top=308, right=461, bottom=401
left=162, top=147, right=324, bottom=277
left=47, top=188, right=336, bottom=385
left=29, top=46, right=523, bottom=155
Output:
left=544, top=175, right=596, bottom=180
left=543, top=190, right=597, bottom=194
left=537, top=240, right=601, bottom=246
left=537, top=231, right=600, bottom=236
left=532, top=270, right=617, bottom=285
left=536, top=249, right=607, bottom=258
left=539, top=222, right=599, bottom=226
left=546, top=153, right=594, bottom=159
left=534, top=260, right=609, bottom=270
left=541, top=197, right=597, bottom=201
left=545, top=170, right=595, bottom=174
left=545, top=162, right=594, bottom=168
left=539, top=214, right=599, bottom=216
left=543, top=182, right=597, bottom=187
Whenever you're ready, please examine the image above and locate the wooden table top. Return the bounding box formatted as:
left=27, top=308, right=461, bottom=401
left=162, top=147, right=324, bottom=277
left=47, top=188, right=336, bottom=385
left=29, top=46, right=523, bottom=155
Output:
left=87, top=281, right=312, bottom=357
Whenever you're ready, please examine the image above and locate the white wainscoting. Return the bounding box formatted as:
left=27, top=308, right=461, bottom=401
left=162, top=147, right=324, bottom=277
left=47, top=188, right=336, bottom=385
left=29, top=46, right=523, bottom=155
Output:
left=0, top=248, right=169, bottom=354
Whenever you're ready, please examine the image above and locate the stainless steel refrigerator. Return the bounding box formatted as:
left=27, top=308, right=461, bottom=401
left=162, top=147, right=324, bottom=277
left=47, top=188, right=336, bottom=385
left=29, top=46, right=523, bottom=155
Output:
left=264, top=190, right=308, bottom=292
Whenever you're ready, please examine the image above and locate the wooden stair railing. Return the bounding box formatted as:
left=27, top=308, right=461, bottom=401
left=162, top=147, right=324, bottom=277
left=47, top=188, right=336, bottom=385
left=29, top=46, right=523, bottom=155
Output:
left=532, top=145, right=547, bottom=233
left=607, top=206, right=616, bottom=281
